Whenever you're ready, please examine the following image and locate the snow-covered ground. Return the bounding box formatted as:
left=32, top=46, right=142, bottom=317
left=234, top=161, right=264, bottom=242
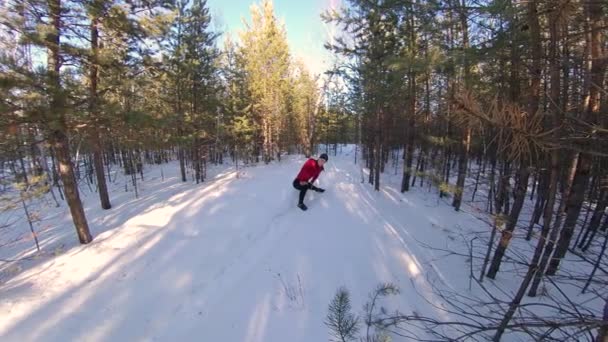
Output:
left=0, top=146, right=603, bottom=341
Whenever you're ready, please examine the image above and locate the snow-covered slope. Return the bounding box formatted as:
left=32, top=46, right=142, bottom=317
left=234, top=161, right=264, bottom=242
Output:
left=0, top=150, right=520, bottom=341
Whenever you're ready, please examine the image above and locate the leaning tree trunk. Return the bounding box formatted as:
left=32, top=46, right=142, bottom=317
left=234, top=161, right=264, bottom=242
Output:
left=47, top=0, right=92, bottom=244
left=546, top=154, right=591, bottom=275
left=495, top=147, right=559, bottom=340
left=487, top=164, right=530, bottom=279
left=52, top=127, right=92, bottom=243
left=580, top=188, right=607, bottom=251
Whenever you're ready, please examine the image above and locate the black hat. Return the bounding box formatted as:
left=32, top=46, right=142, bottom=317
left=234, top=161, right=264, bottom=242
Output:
left=319, top=153, right=328, bottom=161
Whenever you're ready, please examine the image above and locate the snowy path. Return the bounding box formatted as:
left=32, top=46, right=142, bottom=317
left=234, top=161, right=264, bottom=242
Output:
left=0, top=152, right=481, bottom=341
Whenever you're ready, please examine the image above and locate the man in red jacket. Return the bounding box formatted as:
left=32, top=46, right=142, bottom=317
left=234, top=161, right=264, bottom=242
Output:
left=293, top=153, right=327, bottom=211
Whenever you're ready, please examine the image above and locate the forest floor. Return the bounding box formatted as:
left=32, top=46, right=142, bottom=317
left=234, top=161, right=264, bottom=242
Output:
left=0, top=146, right=604, bottom=341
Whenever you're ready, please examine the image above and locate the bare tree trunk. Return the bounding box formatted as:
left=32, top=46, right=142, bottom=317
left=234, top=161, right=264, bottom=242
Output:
left=527, top=2, right=564, bottom=297
left=47, top=0, right=92, bottom=244
left=494, top=3, right=555, bottom=335
left=441, top=146, right=451, bottom=198
left=452, top=129, right=470, bottom=211
left=580, top=189, right=607, bottom=251
left=52, top=130, right=92, bottom=244
left=411, top=153, right=422, bottom=187
left=403, top=69, right=416, bottom=192
left=49, top=146, right=64, bottom=200
left=547, top=0, right=605, bottom=275
left=495, top=155, right=558, bottom=339
left=369, top=145, right=375, bottom=185
left=487, top=165, right=530, bottom=279
left=471, top=157, right=483, bottom=201
left=582, top=232, right=607, bottom=294
left=194, top=139, right=201, bottom=184
left=530, top=171, right=538, bottom=200
left=89, top=16, right=111, bottom=210
left=497, top=162, right=511, bottom=215
left=374, top=141, right=381, bottom=191
left=546, top=153, right=591, bottom=274
left=528, top=152, right=574, bottom=296
left=452, top=0, right=470, bottom=212
left=178, top=143, right=186, bottom=182
left=20, top=192, right=40, bottom=252
left=527, top=169, right=548, bottom=240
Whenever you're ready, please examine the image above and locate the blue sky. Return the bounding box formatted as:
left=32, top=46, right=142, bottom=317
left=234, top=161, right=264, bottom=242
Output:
left=206, top=0, right=340, bottom=76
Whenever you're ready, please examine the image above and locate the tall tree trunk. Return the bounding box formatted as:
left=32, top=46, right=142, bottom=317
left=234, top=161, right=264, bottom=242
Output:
left=401, top=10, right=417, bottom=192
left=527, top=2, right=564, bottom=297
left=47, top=0, right=92, bottom=244
left=52, top=134, right=92, bottom=244
left=374, top=135, right=381, bottom=191
left=495, top=151, right=559, bottom=339
left=481, top=155, right=507, bottom=280
left=49, top=146, right=64, bottom=200
left=369, top=145, right=375, bottom=185
left=547, top=0, right=606, bottom=275
left=487, top=164, right=530, bottom=279
left=452, top=0, right=470, bottom=212
left=419, top=71, right=429, bottom=187
left=452, top=127, right=470, bottom=211
left=546, top=153, right=591, bottom=274
left=403, top=70, right=416, bottom=192
left=194, top=139, right=201, bottom=184
left=527, top=168, right=548, bottom=240
left=528, top=153, right=574, bottom=296
left=89, top=15, right=111, bottom=210
left=497, top=162, right=511, bottom=215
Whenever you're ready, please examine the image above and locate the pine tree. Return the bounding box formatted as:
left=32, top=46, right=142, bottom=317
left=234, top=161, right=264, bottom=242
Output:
left=239, top=0, right=291, bottom=163
left=161, top=0, right=219, bottom=182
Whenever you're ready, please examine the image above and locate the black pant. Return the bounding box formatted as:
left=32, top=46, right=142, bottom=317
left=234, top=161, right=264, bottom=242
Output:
left=293, top=179, right=312, bottom=205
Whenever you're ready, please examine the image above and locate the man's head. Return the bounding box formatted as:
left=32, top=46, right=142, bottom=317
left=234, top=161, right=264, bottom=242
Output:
left=318, top=153, right=328, bottom=167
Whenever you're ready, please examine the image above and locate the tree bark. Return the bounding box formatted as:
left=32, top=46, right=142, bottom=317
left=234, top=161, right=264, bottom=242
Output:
left=451, top=0, right=470, bottom=212
left=580, top=188, right=607, bottom=251
left=487, top=164, right=530, bottom=279
left=527, top=2, right=564, bottom=297
left=546, top=0, right=606, bottom=275
left=47, top=0, right=92, bottom=244
left=402, top=70, right=416, bottom=192
left=89, top=15, right=111, bottom=210
left=178, top=143, right=187, bottom=182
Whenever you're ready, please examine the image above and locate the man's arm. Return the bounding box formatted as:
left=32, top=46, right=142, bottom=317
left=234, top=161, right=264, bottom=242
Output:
left=310, top=166, right=324, bottom=184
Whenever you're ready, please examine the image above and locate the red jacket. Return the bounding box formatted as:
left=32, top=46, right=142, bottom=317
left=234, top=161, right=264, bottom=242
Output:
left=296, top=158, right=324, bottom=183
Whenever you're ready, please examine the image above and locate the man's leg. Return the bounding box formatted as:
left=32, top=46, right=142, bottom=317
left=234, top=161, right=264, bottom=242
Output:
left=298, top=186, right=308, bottom=204
left=293, top=179, right=309, bottom=210
left=309, top=184, right=325, bottom=192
